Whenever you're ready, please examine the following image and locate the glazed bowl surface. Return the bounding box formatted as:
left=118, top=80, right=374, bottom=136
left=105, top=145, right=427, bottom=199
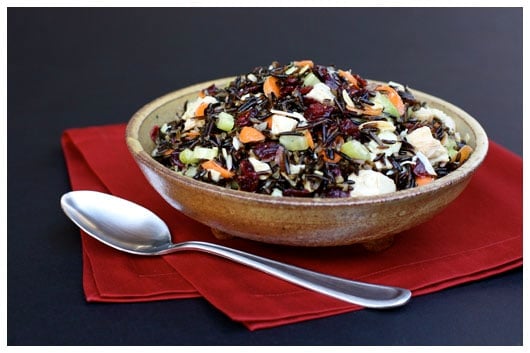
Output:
left=126, top=77, right=488, bottom=249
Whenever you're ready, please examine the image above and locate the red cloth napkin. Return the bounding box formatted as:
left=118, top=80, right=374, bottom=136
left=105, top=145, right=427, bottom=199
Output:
left=61, top=123, right=522, bottom=330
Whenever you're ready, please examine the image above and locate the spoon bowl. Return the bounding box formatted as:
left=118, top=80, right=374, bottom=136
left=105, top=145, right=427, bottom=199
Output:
left=61, top=190, right=412, bottom=309
left=61, top=190, right=172, bottom=255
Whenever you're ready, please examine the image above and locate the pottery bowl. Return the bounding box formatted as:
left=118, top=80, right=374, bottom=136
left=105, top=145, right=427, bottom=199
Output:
left=126, top=77, right=488, bottom=250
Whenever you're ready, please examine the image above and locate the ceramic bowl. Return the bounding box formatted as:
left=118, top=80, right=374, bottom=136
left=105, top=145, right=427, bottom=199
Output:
left=126, top=77, right=488, bottom=250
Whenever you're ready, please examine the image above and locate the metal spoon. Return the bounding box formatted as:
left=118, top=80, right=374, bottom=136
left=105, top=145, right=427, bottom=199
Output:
left=60, top=190, right=411, bottom=309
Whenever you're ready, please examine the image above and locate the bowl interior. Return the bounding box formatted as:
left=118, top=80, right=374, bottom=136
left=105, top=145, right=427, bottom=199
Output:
left=128, top=77, right=489, bottom=203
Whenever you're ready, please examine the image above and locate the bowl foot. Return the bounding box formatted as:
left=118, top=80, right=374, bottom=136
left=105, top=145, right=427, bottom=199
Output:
left=212, top=227, right=395, bottom=250
left=361, top=235, right=395, bottom=252
left=211, top=227, right=235, bottom=240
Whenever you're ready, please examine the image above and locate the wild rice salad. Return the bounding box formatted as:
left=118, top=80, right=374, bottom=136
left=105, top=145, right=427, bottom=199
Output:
left=150, top=60, right=473, bottom=198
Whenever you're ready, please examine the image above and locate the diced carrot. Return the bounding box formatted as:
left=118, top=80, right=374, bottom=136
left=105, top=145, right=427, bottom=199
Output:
left=304, top=130, right=315, bottom=150
left=201, top=160, right=234, bottom=179
left=376, top=85, right=406, bottom=116
left=319, top=149, right=341, bottom=163
left=263, top=76, right=281, bottom=99
left=415, top=175, right=435, bottom=186
left=455, top=145, right=473, bottom=163
left=319, top=135, right=344, bottom=162
left=195, top=102, right=209, bottom=117
left=265, top=116, right=273, bottom=129
left=161, top=148, right=174, bottom=156
left=239, top=126, right=266, bottom=143
left=337, top=69, right=359, bottom=89
left=346, top=104, right=383, bottom=116
left=364, top=106, right=384, bottom=116
left=184, top=130, right=201, bottom=139
left=293, top=60, right=314, bottom=68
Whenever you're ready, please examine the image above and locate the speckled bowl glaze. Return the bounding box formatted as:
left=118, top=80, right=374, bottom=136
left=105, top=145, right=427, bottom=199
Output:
left=126, top=77, right=488, bottom=250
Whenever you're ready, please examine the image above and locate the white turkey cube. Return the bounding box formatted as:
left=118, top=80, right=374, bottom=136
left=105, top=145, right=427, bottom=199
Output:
left=183, top=118, right=205, bottom=131
left=410, top=106, right=456, bottom=132
left=208, top=169, right=221, bottom=183
left=348, top=169, right=397, bottom=197
left=248, top=157, right=271, bottom=174
left=305, top=82, right=335, bottom=105
left=270, top=109, right=308, bottom=128
left=406, top=126, right=449, bottom=164
left=289, top=164, right=305, bottom=175
left=182, top=96, right=218, bottom=120
left=270, top=114, right=298, bottom=135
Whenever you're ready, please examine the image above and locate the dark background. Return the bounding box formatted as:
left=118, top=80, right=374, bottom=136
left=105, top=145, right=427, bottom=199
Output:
left=8, top=7, right=523, bottom=345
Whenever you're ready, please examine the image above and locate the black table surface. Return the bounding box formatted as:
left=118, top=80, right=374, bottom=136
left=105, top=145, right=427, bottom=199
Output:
left=7, top=7, right=523, bottom=345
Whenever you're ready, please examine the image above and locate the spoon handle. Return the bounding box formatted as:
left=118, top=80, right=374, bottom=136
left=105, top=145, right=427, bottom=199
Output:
left=166, top=241, right=411, bottom=309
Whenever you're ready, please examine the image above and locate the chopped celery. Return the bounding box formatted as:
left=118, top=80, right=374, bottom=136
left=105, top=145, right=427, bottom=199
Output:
left=372, top=92, right=400, bottom=118
left=216, top=112, right=235, bottom=132
left=340, top=140, right=371, bottom=161
left=444, top=136, right=459, bottom=161
left=184, top=166, right=198, bottom=177
left=271, top=188, right=283, bottom=197
left=279, top=135, right=309, bottom=151
left=179, top=148, right=199, bottom=164
left=192, top=146, right=218, bottom=161
left=284, top=66, right=298, bottom=75
left=302, top=72, right=321, bottom=87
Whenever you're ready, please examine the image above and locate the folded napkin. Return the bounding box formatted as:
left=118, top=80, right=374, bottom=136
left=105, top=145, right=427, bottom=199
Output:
left=61, top=123, right=522, bottom=330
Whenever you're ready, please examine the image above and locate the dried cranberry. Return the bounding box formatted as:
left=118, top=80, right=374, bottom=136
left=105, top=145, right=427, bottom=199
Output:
left=339, top=119, right=360, bottom=138
left=285, top=76, right=299, bottom=85
left=302, top=97, right=319, bottom=107
left=235, top=109, right=256, bottom=127
left=304, top=102, right=334, bottom=121
left=324, top=188, right=349, bottom=198
left=238, top=83, right=261, bottom=97
left=326, top=163, right=343, bottom=181
left=283, top=189, right=313, bottom=197
left=353, top=74, right=367, bottom=88
left=253, top=141, right=280, bottom=162
left=300, top=86, right=313, bottom=95
left=203, top=84, right=219, bottom=96
left=170, top=151, right=185, bottom=169
left=314, top=65, right=340, bottom=90
left=237, top=159, right=260, bottom=192
left=280, top=76, right=300, bottom=96
left=413, top=159, right=431, bottom=177
left=150, top=125, right=160, bottom=142
left=348, top=87, right=371, bottom=102
left=274, top=145, right=287, bottom=172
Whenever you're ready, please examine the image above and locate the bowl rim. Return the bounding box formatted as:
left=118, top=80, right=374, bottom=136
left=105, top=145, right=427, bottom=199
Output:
left=126, top=76, right=489, bottom=207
